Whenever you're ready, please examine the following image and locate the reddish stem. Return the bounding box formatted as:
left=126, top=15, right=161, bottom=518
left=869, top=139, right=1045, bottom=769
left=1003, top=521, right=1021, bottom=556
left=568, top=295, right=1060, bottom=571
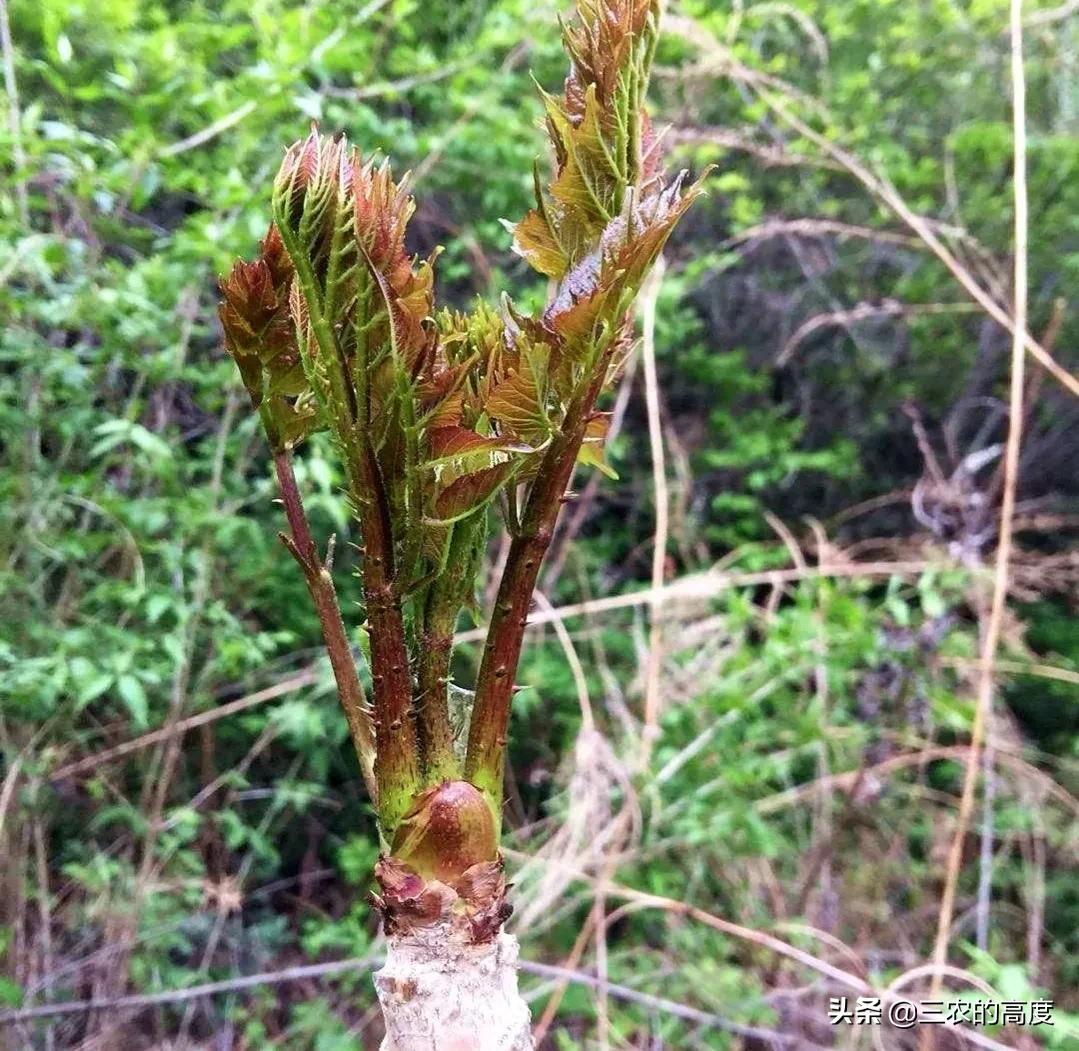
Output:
left=464, top=365, right=611, bottom=822
left=272, top=450, right=378, bottom=804
left=350, top=442, right=421, bottom=832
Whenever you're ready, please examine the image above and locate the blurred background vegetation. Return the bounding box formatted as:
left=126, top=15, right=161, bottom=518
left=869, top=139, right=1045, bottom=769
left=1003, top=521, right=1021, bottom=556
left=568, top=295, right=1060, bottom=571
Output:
left=1, top=0, right=1077, bottom=1047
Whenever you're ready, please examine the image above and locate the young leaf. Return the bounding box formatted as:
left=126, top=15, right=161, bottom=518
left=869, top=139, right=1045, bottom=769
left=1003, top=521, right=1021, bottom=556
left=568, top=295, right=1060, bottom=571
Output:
left=220, top=225, right=323, bottom=451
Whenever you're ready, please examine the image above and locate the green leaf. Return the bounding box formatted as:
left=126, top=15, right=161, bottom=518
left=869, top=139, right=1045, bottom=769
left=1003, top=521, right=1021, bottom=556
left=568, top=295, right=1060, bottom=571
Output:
left=116, top=674, right=149, bottom=729
left=0, top=977, right=22, bottom=1008
left=77, top=673, right=115, bottom=709
left=90, top=420, right=172, bottom=461
left=576, top=441, right=618, bottom=479
left=423, top=426, right=529, bottom=469
left=145, top=594, right=172, bottom=624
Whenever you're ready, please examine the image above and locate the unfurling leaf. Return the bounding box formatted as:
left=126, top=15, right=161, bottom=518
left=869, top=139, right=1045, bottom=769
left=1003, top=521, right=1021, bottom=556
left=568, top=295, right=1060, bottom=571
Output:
left=434, top=462, right=516, bottom=522
left=486, top=339, right=552, bottom=446
left=543, top=173, right=707, bottom=343
left=220, top=225, right=323, bottom=451
left=508, top=206, right=568, bottom=278
left=510, top=0, right=664, bottom=280
left=577, top=412, right=618, bottom=478
left=426, top=427, right=532, bottom=466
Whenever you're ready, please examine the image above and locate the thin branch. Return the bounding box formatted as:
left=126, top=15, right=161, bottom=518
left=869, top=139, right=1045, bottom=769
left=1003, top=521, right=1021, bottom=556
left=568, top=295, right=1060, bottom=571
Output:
left=521, top=960, right=797, bottom=1044
left=323, top=62, right=466, bottom=101
left=413, top=44, right=530, bottom=183
left=779, top=300, right=980, bottom=366
left=507, top=852, right=1018, bottom=1051
left=455, top=560, right=937, bottom=643
left=41, top=563, right=941, bottom=780
left=531, top=901, right=603, bottom=1044
left=0, top=955, right=381, bottom=1024
left=941, top=655, right=1079, bottom=687
left=89, top=396, right=237, bottom=1044
left=928, top=0, right=1030, bottom=1010
left=639, top=260, right=668, bottom=768
left=669, top=124, right=842, bottom=170
left=591, top=890, right=610, bottom=1050
left=158, top=100, right=257, bottom=158
left=50, top=670, right=320, bottom=781
left=755, top=745, right=1079, bottom=819
left=976, top=738, right=999, bottom=953
left=1, top=951, right=792, bottom=1044
left=0, top=751, right=24, bottom=838
left=1024, top=0, right=1079, bottom=27
left=533, top=592, right=594, bottom=731
left=722, top=217, right=924, bottom=251
left=666, top=16, right=1079, bottom=399
left=763, top=93, right=1076, bottom=396
left=273, top=450, right=378, bottom=804
left=56, top=576, right=1079, bottom=783
left=660, top=16, right=831, bottom=120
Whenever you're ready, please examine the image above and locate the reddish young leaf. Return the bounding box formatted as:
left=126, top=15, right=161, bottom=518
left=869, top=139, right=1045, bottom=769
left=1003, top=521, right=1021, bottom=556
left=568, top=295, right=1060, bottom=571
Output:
left=486, top=341, right=552, bottom=446
left=434, top=462, right=516, bottom=522
left=220, top=226, right=323, bottom=450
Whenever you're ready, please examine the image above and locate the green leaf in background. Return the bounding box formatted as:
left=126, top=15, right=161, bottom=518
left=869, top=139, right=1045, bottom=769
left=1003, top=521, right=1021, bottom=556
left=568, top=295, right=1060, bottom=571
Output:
left=116, top=674, right=149, bottom=728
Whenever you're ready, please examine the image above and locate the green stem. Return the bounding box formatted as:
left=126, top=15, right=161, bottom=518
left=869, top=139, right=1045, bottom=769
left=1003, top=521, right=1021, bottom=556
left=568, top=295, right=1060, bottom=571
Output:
left=416, top=520, right=484, bottom=783
left=274, top=218, right=420, bottom=835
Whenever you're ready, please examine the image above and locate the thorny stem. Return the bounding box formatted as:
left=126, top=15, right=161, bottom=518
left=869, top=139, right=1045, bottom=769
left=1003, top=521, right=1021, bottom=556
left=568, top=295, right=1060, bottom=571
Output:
left=351, top=440, right=421, bottom=833
left=465, top=359, right=615, bottom=825
left=274, top=211, right=421, bottom=834
left=272, top=449, right=379, bottom=805
left=414, top=627, right=457, bottom=782
left=415, top=521, right=482, bottom=783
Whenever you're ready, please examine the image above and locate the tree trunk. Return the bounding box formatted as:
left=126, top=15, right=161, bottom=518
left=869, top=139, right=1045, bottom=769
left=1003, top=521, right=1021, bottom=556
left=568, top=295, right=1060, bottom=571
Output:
left=372, top=835, right=534, bottom=1051
left=375, top=923, right=533, bottom=1051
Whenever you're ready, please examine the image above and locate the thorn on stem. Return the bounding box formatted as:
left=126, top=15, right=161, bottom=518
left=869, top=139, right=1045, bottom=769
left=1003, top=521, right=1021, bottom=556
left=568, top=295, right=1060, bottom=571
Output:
left=279, top=531, right=312, bottom=573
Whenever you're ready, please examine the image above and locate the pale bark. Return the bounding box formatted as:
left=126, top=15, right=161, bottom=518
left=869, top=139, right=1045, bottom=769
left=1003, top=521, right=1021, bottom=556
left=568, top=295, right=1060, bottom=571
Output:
left=375, top=923, right=534, bottom=1051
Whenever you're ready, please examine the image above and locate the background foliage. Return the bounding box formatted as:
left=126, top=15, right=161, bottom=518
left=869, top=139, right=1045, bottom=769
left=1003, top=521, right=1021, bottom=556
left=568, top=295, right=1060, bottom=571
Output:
left=1, top=0, right=1077, bottom=1047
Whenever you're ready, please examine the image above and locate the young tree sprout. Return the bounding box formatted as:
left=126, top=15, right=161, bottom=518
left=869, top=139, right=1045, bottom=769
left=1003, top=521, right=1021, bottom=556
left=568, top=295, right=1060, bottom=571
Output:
left=219, top=1, right=702, bottom=1045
